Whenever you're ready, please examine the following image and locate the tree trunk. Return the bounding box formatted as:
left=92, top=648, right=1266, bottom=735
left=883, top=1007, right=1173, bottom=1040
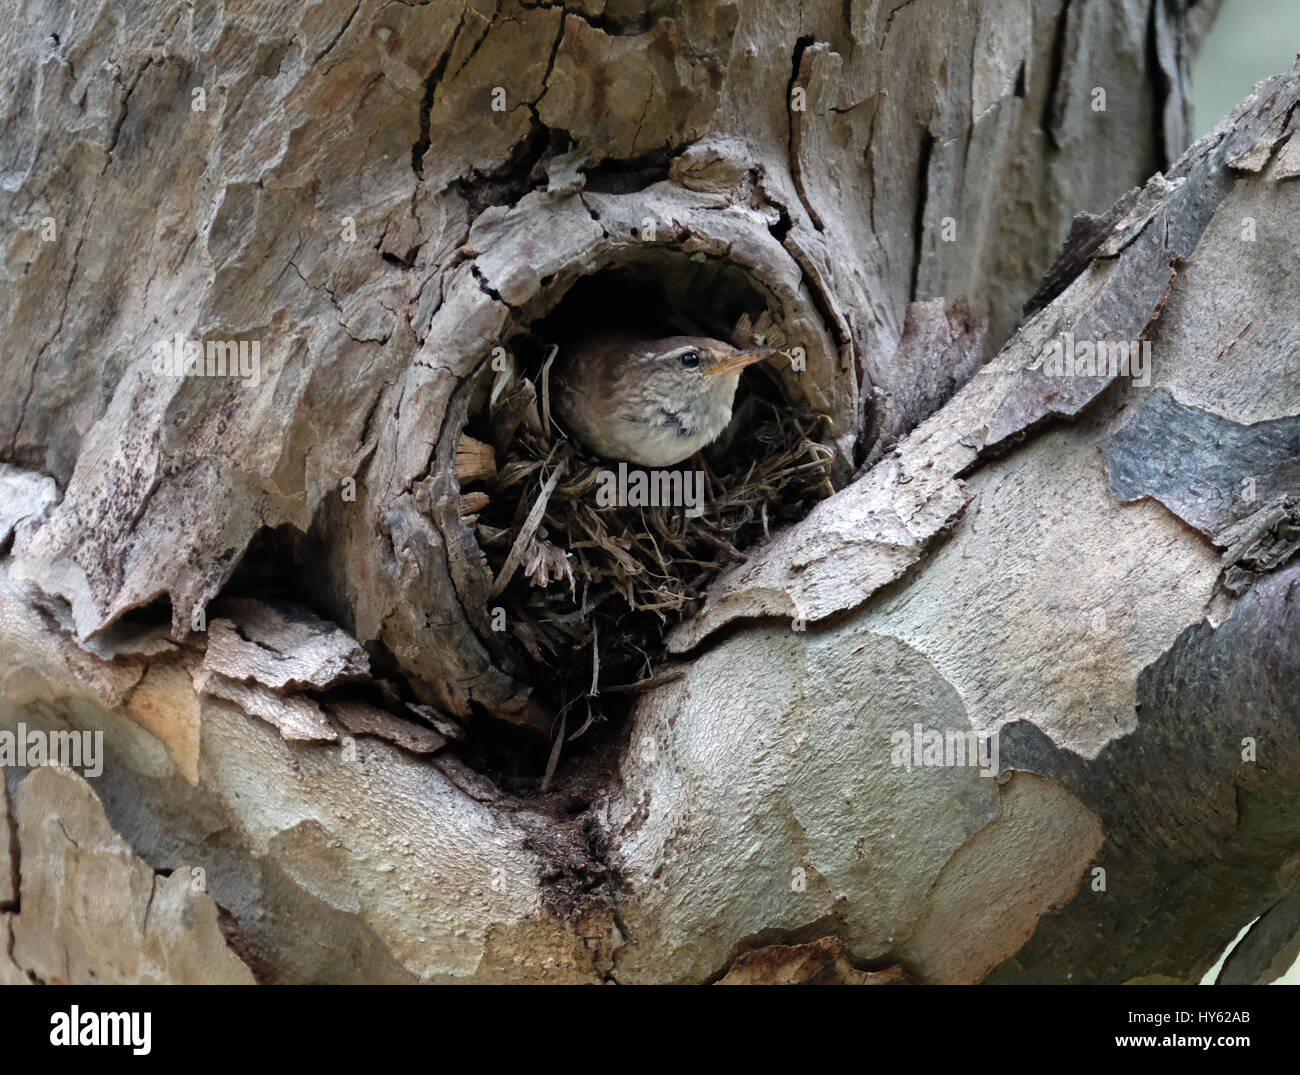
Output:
left=5, top=0, right=1296, bottom=986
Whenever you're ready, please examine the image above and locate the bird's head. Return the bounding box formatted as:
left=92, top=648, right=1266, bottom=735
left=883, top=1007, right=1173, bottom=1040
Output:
left=553, top=332, right=781, bottom=467
left=626, top=336, right=777, bottom=416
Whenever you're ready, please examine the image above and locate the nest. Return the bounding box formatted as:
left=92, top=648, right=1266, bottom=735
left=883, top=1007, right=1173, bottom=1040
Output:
left=456, top=326, right=835, bottom=748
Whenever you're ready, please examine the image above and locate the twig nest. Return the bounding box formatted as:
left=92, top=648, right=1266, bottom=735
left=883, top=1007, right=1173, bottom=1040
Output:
left=458, top=312, right=834, bottom=735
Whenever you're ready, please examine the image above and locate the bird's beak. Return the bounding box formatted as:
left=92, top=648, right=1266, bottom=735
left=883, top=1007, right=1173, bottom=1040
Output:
left=704, top=348, right=777, bottom=376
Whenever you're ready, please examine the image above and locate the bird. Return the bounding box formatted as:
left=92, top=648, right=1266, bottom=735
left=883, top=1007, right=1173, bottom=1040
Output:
left=550, top=333, right=777, bottom=467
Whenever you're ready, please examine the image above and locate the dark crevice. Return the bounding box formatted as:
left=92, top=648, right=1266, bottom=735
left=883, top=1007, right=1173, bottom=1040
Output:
left=438, top=16, right=568, bottom=218
left=521, top=0, right=677, bottom=37
left=443, top=6, right=500, bottom=88
left=105, top=57, right=155, bottom=161
left=448, top=120, right=556, bottom=218
left=909, top=128, right=934, bottom=303
left=1, top=779, right=17, bottom=914
left=469, top=263, right=516, bottom=313
left=769, top=201, right=793, bottom=242
left=786, top=34, right=816, bottom=123
left=755, top=181, right=853, bottom=440
left=1041, top=0, right=1072, bottom=148
left=534, top=12, right=567, bottom=110
left=580, top=148, right=673, bottom=194
left=1146, top=0, right=1172, bottom=170
left=785, top=35, right=821, bottom=234
left=411, top=32, right=459, bottom=178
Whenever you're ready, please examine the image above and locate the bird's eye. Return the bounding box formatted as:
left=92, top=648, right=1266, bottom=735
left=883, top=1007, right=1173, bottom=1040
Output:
left=680, top=351, right=700, bottom=368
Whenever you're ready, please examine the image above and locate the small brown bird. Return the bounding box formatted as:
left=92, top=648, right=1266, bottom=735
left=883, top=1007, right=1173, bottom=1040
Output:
left=552, top=333, right=775, bottom=467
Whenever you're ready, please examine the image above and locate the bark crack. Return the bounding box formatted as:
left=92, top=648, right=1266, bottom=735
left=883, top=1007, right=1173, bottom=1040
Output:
left=5, top=185, right=97, bottom=461
left=909, top=127, right=935, bottom=302
left=880, top=0, right=921, bottom=50
left=54, top=818, right=81, bottom=852
left=288, top=259, right=391, bottom=344
left=785, top=36, right=824, bottom=234
left=312, top=0, right=363, bottom=66
left=1041, top=0, right=1072, bottom=148
left=142, top=872, right=160, bottom=934
left=411, top=7, right=471, bottom=178
left=105, top=58, right=156, bottom=163
left=1, top=780, right=17, bottom=914
left=469, top=262, right=520, bottom=316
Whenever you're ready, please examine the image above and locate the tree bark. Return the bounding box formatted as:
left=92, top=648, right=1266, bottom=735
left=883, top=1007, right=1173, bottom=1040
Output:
left=6, top=0, right=1296, bottom=986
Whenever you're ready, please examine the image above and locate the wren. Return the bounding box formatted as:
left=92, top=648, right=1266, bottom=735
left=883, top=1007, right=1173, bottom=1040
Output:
left=551, top=333, right=775, bottom=467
